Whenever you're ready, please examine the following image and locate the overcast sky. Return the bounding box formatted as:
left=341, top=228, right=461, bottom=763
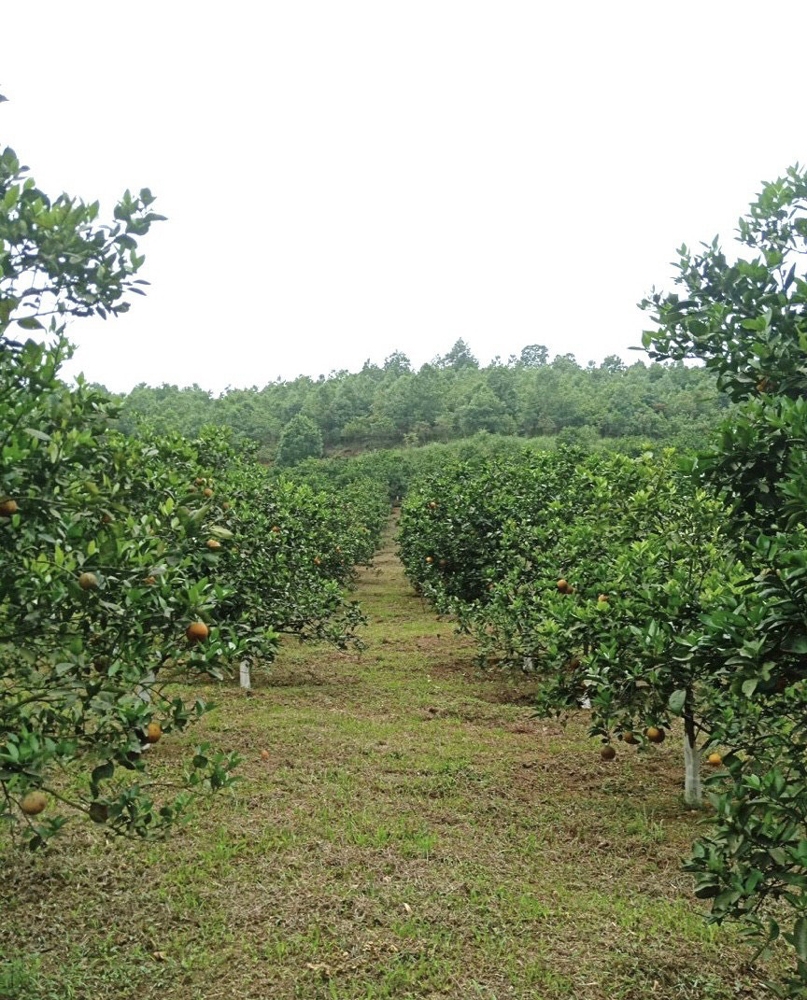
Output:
left=3, top=1, right=806, bottom=393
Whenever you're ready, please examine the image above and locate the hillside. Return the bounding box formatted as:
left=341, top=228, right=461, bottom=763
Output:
left=109, top=340, right=727, bottom=461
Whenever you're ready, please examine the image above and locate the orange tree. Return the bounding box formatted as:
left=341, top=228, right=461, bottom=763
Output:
left=642, top=166, right=807, bottom=992
left=0, top=121, right=386, bottom=847
left=475, top=451, right=737, bottom=805
left=1, top=364, right=385, bottom=846
left=0, top=128, right=247, bottom=843
left=205, top=445, right=388, bottom=666
left=397, top=449, right=585, bottom=608
left=399, top=448, right=738, bottom=807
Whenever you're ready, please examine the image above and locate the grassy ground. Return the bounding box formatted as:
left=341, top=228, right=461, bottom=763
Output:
left=0, top=518, right=783, bottom=999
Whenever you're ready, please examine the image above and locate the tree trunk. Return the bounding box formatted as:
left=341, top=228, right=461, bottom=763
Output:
left=239, top=660, right=251, bottom=691
left=683, top=707, right=702, bottom=809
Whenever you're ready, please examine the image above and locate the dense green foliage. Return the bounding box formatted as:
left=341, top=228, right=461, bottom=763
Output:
left=642, top=165, right=807, bottom=995
left=398, top=449, right=736, bottom=795
left=1, top=335, right=387, bottom=845
left=398, top=166, right=807, bottom=993
left=0, top=124, right=387, bottom=847
left=112, top=342, right=728, bottom=459
left=275, top=413, right=324, bottom=466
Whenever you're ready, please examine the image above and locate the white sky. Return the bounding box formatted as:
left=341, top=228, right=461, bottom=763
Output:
left=3, top=1, right=806, bottom=393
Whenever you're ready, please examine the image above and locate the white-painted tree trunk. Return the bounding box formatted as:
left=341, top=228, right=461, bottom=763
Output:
left=239, top=660, right=251, bottom=691
left=683, top=727, right=702, bottom=809
left=135, top=671, right=154, bottom=704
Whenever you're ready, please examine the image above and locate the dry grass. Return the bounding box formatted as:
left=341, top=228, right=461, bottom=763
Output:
left=0, top=520, right=783, bottom=999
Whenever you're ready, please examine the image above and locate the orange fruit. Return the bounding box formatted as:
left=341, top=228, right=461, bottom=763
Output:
left=0, top=499, right=18, bottom=517
left=203, top=487, right=214, bottom=498
left=557, top=579, right=570, bottom=593
left=600, top=745, right=616, bottom=761
left=621, top=731, right=639, bottom=745
left=20, top=791, right=47, bottom=815
left=425, top=556, right=433, bottom=564
left=707, top=752, right=722, bottom=767
left=145, top=722, right=162, bottom=744
left=597, top=594, right=609, bottom=603
left=186, top=621, right=210, bottom=643
left=646, top=726, right=665, bottom=744
left=143, top=576, right=157, bottom=586
left=78, top=571, right=99, bottom=590
left=206, top=539, right=222, bottom=550
left=260, top=749, right=270, bottom=761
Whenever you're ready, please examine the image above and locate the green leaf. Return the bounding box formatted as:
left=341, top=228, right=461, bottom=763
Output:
left=741, top=678, right=758, bottom=698
left=25, top=427, right=51, bottom=442
left=17, top=317, right=43, bottom=330
left=209, top=526, right=234, bottom=540
left=90, top=761, right=114, bottom=792
left=783, top=635, right=807, bottom=654
left=668, top=688, right=687, bottom=715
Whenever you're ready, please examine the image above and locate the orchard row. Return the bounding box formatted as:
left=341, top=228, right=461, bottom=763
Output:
left=0, top=337, right=388, bottom=845
left=398, top=447, right=737, bottom=784
left=397, top=445, right=807, bottom=980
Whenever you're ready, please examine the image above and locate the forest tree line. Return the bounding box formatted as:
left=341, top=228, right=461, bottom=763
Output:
left=110, top=339, right=728, bottom=461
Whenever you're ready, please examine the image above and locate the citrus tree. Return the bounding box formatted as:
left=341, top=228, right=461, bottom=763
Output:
left=0, top=124, right=254, bottom=845
left=399, top=449, right=738, bottom=807
left=642, top=165, right=807, bottom=991
left=0, top=120, right=391, bottom=847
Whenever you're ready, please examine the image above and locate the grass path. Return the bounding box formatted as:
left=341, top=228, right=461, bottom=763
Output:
left=1, top=519, right=778, bottom=999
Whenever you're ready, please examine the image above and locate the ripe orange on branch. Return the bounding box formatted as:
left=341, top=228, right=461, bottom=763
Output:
left=20, top=791, right=48, bottom=815
left=0, top=499, right=18, bottom=517
left=646, top=726, right=665, bottom=744
left=78, top=571, right=99, bottom=590
left=186, top=621, right=210, bottom=643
